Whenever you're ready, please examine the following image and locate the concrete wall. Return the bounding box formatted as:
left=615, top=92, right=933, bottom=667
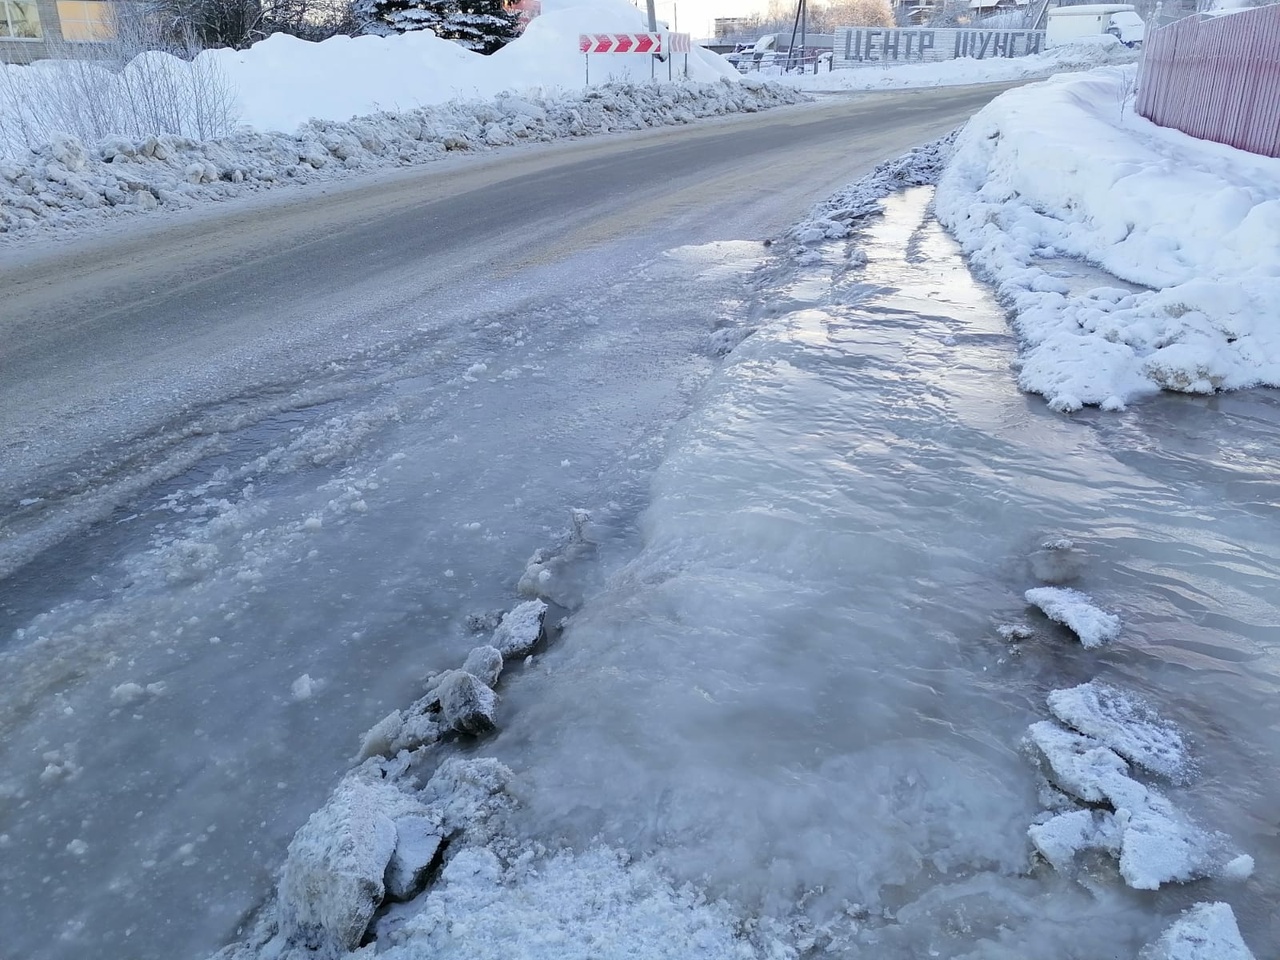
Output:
left=833, top=25, right=1045, bottom=64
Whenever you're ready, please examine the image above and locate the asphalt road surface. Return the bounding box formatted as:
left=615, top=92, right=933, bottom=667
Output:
left=0, top=84, right=1018, bottom=551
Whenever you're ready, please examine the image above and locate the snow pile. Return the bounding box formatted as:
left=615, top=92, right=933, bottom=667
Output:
left=1141, top=902, right=1257, bottom=960
left=936, top=67, right=1280, bottom=410
left=1023, top=686, right=1249, bottom=891
left=375, top=846, right=759, bottom=960
left=784, top=133, right=956, bottom=263
left=1024, top=586, right=1120, bottom=648
left=216, top=756, right=518, bottom=960
left=208, top=0, right=739, bottom=134
left=0, top=79, right=804, bottom=236
left=212, top=580, right=774, bottom=960
left=0, top=0, right=738, bottom=153
left=780, top=35, right=1137, bottom=92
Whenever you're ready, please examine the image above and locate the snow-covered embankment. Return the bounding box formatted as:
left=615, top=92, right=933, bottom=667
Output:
left=0, top=79, right=803, bottom=236
left=934, top=67, right=1280, bottom=411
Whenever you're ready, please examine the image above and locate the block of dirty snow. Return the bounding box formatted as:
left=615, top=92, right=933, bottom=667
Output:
left=1141, top=902, right=1256, bottom=960
left=384, top=815, right=444, bottom=902
left=1048, top=682, right=1189, bottom=781
left=490, top=600, right=547, bottom=657
left=461, top=644, right=503, bottom=688
left=277, top=770, right=429, bottom=954
left=1029, top=808, right=1121, bottom=872
left=1025, top=587, right=1120, bottom=648
left=432, top=670, right=498, bottom=735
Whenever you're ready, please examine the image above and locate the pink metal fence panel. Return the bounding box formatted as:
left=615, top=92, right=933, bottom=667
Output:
left=1136, top=4, right=1280, bottom=158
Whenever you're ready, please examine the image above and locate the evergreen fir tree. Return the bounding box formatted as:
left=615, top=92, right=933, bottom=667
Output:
left=442, top=0, right=521, bottom=53
left=356, top=0, right=520, bottom=52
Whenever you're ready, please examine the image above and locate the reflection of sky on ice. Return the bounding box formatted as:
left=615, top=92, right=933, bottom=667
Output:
left=3, top=184, right=1276, bottom=959
left=485, top=190, right=1280, bottom=956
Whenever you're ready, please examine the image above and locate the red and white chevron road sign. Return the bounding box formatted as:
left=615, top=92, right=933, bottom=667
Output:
left=579, top=33, right=664, bottom=54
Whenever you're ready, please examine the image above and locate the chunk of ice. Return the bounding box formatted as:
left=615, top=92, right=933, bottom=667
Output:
left=1026, top=721, right=1224, bottom=889
left=461, top=645, right=503, bottom=689
left=1028, top=809, right=1120, bottom=872
left=384, top=816, right=444, bottom=903
left=1024, top=587, right=1120, bottom=648
left=1048, top=682, right=1189, bottom=781
left=1141, top=902, right=1256, bottom=960
left=277, top=769, right=429, bottom=955
left=1026, top=721, right=1130, bottom=803
left=490, top=600, right=547, bottom=658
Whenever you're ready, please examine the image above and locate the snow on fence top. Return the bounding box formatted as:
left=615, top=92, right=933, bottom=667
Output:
left=1136, top=3, right=1280, bottom=159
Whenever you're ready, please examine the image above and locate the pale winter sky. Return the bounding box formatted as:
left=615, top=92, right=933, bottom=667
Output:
left=627, top=0, right=773, bottom=39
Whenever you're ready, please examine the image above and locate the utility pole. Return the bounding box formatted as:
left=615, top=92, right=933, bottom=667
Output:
left=787, top=0, right=807, bottom=71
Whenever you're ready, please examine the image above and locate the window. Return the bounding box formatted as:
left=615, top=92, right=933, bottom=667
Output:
left=56, top=0, right=113, bottom=41
left=0, top=0, right=42, bottom=38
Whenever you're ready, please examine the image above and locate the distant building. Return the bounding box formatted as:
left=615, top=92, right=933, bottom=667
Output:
left=892, top=0, right=941, bottom=24
left=968, top=0, right=1028, bottom=15
left=1, top=0, right=111, bottom=63
left=714, top=16, right=756, bottom=36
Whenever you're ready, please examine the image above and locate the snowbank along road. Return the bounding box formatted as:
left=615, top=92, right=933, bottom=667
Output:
left=0, top=85, right=1024, bottom=960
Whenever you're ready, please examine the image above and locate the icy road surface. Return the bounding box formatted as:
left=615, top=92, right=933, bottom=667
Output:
left=2, top=93, right=1278, bottom=959
left=0, top=85, right=1016, bottom=960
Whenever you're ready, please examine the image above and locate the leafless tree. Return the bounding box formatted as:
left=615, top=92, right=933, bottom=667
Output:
left=926, top=0, right=976, bottom=27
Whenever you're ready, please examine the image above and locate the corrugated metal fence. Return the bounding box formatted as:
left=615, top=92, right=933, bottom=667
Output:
left=1136, top=5, right=1280, bottom=159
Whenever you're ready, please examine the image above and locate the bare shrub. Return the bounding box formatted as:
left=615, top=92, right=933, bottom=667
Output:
left=0, top=3, right=239, bottom=156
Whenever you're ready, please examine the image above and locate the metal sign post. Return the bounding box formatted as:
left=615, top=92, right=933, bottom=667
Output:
left=579, top=32, right=684, bottom=84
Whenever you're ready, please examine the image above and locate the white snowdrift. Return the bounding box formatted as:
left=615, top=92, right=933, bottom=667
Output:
left=0, top=0, right=736, bottom=150
left=935, top=67, right=1280, bottom=411
left=0, top=79, right=803, bottom=235
left=209, top=0, right=738, bottom=134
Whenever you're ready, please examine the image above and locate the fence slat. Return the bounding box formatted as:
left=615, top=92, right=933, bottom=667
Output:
left=1137, top=5, right=1280, bottom=158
